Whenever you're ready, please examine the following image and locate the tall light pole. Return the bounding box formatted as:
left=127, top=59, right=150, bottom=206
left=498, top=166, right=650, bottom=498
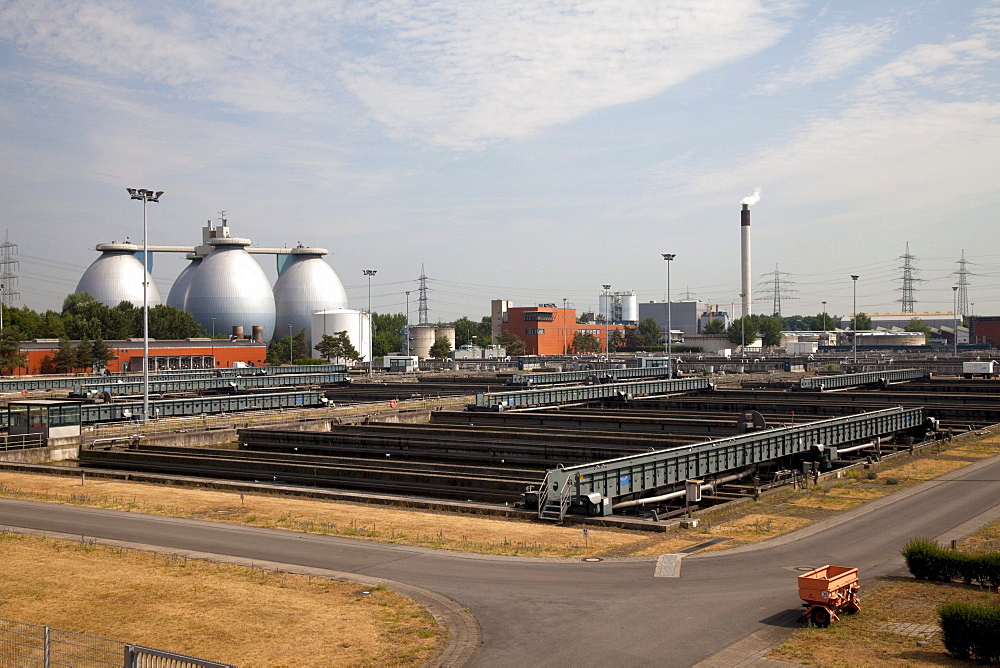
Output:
left=211, top=317, right=215, bottom=368
left=127, top=188, right=162, bottom=422
left=602, top=285, right=611, bottom=360
left=405, top=291, right=411, bottom=356
left=821, top=301, right=827, bottom=336
left=851, top=275, right=859, bottom=364
left=953, top=286, right=959, bottom=359
left=288, top=323, right=294, bottom=364
left=363, top=269, right=377, bottom=376
left=662, top=254, right=675, bottom=378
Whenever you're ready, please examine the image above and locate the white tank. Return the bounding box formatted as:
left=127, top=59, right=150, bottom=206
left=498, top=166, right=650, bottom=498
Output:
left=273, top=248, right=349, bottom=346
left=185, top=237, right=276, bottom=342
left=311, top=309, right=371, bottom=364
left=621, top=292, right=638, bottom=323
left=598, top=294, right=613, bottom=322
left=76, top=242, right=162, bottom=308
left=166, top=255, right=202, bottom=311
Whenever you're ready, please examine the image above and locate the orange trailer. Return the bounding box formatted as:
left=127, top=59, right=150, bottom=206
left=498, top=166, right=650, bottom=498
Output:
left=797, top=565, right=860, bottom=627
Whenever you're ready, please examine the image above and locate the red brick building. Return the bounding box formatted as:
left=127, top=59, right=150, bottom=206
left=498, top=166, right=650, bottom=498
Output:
left=15, top=339, right=267, bottom=375
left=970, top=316, right=1000, bottom=347
left=500, top=306, right=626, bottom=355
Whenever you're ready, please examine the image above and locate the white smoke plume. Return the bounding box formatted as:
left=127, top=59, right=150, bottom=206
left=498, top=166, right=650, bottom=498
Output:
left=740, top=188, right=761, bottom=206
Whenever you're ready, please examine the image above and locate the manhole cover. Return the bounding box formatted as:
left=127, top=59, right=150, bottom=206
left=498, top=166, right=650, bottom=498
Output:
left=582, top=557, right=603, bottom=562
left=794, top=566, right=815, bottom=572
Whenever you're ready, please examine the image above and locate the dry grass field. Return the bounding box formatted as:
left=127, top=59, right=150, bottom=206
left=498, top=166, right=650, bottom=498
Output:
left=0, top=532, right=438, bottom=666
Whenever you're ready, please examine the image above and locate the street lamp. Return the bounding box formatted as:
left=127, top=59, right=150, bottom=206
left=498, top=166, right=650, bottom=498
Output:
left=127, top=187, right=163, bottom=423
left=211, top=317, right=215, bottom=367
left=662, top=254, right=675, bottom=378
left=953, top=286, right=959, bottom=359
left=288, top=323, right=294, bottom=364
left=563, top=298, right=568, bottom=355
left=363, top=269, right=377, bottom=376
left=821, top=301, right=827, bottom=336
left=602, top=285, right=611, bottom=360
left=851, top=275, right=859, bottom=364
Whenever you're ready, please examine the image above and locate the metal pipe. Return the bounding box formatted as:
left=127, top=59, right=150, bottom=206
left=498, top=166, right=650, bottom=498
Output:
left=613, top=471, right=749, bottom=510
left=741, top=204, right=751, bottom=318
left=835, top=440, right=875, bottom=454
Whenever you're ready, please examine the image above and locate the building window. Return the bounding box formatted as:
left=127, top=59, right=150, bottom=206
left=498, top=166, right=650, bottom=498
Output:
left=524, top=312, right=555, bottom=322
left=524, top=328, right=546, bottom=335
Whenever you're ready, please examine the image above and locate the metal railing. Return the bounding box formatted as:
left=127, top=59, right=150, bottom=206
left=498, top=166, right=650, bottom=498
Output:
left=798, top=368, right=926, bottom=391
left=83, top=395, right=473, bottom=446
left=507, top=366, right=673, bottom=387
left=0, top=433, right=45, bottom=451
left=475, top=377, right=710, bottom=410
left=0, top=617, right=233, bottom=667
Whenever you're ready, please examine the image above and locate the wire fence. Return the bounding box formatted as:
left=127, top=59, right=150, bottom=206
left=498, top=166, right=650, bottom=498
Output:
left=82, top=395, right=473, bottom=446
left=0, top=617, right=235, bottom=667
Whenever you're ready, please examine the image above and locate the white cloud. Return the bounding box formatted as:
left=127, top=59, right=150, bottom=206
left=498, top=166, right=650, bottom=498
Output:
left=859, top=37, right=999, bottom=97
left=337, top=0, right=797, bottom=148
left=764, top=20, right=894, bottom=91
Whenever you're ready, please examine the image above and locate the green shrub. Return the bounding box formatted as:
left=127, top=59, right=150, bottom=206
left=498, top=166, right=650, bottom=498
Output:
left=866, top=472, right=878, bottom=480
left=939, top=600, right=1000, bottom=663
left=902, top=538, right=1000, bottom=586
left=884, top=477, right=899, bottom=485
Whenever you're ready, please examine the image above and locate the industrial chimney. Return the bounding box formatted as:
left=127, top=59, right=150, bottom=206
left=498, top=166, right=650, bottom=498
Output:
left=741, top=203, right=751, bottom=318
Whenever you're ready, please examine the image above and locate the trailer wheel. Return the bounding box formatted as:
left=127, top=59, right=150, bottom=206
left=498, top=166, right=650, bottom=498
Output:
left=587, top=501, right=602, bottom=516
left=811, top=607, right=831, bottom=628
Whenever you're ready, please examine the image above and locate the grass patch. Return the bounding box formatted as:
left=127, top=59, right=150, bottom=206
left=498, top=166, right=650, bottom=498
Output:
left=0, top=533, right=438, bottom=666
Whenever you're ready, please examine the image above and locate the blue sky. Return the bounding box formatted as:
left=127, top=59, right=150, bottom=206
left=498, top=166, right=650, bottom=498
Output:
left=1, top=0, right=998, bottom=323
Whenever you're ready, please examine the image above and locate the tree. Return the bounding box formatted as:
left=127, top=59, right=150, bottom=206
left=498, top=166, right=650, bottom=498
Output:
left=453, top=316, right=492, bottom=347
left=498, top=331, right=525, bottom=357
left=905, top=318, right=931, bottom=343
left=371, top=312, right=406, bottom=355
left=428, top=336, right=452, bottom=359
left=727, top=316, right=759, bottom=348
left=779, top=315, right=810, bottom=332
left=758, top=315, right=783, bottom=348
left=637, top=318, right=662, bottom=348
left=0, top=328, right=28, bottom=375
left=850, top=313, right=872, bottom=330
left=703, top=319, right=726, bottom=335
left=91, top=338, right=113, bottom=370
left=608, top=329, right=626, bottom=352
left=809, top=312, right=839, bottom=331
left=148, top=304, right=203, bottom=339
left=315, top=331, right=361, bottom=363
left=52, top=338, right=77, bottom=373
left=75, top=338, right=93, bottom=371
left=572, top=332, right=602, bottom=354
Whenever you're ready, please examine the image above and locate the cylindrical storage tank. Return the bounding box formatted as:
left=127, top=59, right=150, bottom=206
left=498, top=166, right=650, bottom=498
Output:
left=251, top=326, right=264, bottom=343
left=167, top=255, right=202, bottom=310
left=434, top=327, right=456, bottom=352
left=232, top=326, right=244, bottom=339
left=76, top=243, right=162, bottom=308
left=311, top=309, right=371, bottom=364
left=185, top=237, right=276, bottom=342
left=598, top=294, right=613, bottom=322
left=409, top=325, right=437, bottom=359
left=272, top=248, right=349, bottom=346
left=622, top=292, right=639, bottom=323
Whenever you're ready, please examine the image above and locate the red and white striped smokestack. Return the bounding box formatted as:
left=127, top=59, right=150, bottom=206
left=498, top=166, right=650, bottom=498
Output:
left=741, top=203, right=751, bottom=319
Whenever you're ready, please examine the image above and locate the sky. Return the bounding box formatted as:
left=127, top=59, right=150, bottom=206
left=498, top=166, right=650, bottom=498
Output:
left=1, top=0, right=998, bottom=324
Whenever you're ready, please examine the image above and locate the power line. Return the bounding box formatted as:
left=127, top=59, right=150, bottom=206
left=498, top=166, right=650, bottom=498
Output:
left=898, top=242, right=921, bottom=313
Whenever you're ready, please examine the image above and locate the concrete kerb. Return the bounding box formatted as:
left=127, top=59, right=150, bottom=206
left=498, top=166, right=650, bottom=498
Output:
left=0, top=524, right=480, bottom=668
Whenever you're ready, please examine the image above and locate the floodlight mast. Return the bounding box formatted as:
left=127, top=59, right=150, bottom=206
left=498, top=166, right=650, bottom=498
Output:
left=127, top=188, right=162, bottom=423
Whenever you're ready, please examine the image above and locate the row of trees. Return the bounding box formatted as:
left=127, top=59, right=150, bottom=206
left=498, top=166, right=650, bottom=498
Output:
left=2, top=293, right=203, bottom=342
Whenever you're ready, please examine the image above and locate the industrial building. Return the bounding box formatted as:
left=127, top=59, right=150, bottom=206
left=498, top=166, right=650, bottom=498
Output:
left=16, top=338, right=267, bottom=375
left=78, top=218, right=354, bottom=349
left=637, top=300, right=731, bottom=336
left=970, top=316, right=1000, bottom=346
left=493, top=302, right=625, bottom=355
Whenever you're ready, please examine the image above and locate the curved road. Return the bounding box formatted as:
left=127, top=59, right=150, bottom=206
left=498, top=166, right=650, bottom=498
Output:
left=2, top=453, right=999, bottom=667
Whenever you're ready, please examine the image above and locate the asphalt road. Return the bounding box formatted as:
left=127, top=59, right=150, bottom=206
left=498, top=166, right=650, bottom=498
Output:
left=2, top=453, right=999, bottom=667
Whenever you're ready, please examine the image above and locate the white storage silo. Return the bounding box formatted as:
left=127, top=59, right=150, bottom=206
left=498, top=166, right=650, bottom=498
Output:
left=76, top=242, right=162, bottom=308
left=185, top=237, right=276, bottom=342
left=598, top=293, right=613, bottom=323
left=273, top=248, right=349, bottom=345
left=311, top=309, right=371, bottom=364
left=621, top=291, right=639, bottom=323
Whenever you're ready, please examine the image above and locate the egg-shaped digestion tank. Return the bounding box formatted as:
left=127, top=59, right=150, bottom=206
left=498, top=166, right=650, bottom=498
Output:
left=76, top=242, right=162, bottom=307
left=272, top=247, right=349, bottom=346
left=166, top=254, right=202, bottom=310
left=185, top=237, right=276, bottom=341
